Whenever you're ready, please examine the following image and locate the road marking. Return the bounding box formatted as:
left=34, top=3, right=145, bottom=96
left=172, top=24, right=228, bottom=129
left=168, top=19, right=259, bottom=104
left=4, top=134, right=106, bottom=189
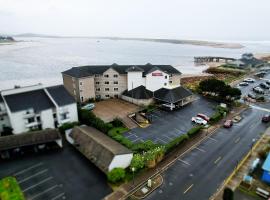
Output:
left=30, top=185, right=58, bottom=200
left=157, top=138, right=167, bottom=144
left=163, top=135, right=173, bottom=141
left=214, top=156, right=222, bottom=164
left=18, top=169, right=48, bottom=183
left=14, top=162, right=43, bottom=176
left=234, top=137, right=240, bottom=143
left=195, top=147, right=206, bottom=153
left=51, top=192, right=65, bottom=200
left=22, top=176, right=53, bottom=192
left=183, top=184, right=194, bottom=194
left=208, top=137, right=218, bottom=142
left=178, top=159, right=191, bottom=166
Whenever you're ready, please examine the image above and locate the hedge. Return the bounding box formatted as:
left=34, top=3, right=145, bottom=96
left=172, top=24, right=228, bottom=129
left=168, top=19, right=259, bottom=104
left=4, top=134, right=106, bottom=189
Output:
left=165, top=134, right=189, bottom=152
left=187, top=125, right=203, bottom=137
left=107, top=168, right=126, bottom=183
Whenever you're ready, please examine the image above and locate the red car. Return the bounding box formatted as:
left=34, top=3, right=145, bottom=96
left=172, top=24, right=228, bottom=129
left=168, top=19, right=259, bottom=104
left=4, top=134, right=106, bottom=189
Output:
left=224, top=120, right=233, bottom=128
left=262, top=114, right=270, bottom=123
left=197, top=113, right=210, bottom=122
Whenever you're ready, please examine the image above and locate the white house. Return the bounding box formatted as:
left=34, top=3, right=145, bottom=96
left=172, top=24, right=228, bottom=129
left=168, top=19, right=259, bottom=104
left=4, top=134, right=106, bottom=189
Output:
left=0, top=84, right=78, bottom=134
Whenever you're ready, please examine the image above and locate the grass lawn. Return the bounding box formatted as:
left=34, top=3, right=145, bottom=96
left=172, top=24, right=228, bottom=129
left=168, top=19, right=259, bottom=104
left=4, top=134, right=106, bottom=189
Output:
left=108, top=127, right=129, bottom=135
left=0, top=177, right=25, bottom=200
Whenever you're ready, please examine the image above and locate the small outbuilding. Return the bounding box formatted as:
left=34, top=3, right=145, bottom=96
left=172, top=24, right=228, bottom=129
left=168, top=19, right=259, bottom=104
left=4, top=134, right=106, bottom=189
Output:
left=69, top=126, right=133, bottom=173
left=262, top=154, right=270, bottom=183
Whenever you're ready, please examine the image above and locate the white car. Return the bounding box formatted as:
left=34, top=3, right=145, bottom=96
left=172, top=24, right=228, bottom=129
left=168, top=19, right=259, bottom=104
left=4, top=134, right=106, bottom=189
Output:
left=191, top=117, right=207, bottom=125
left=239, top=82, right=249, bottom=86
left=82, top=103, right=95, bottom=111
left=243, top=78, right=255, bottom=83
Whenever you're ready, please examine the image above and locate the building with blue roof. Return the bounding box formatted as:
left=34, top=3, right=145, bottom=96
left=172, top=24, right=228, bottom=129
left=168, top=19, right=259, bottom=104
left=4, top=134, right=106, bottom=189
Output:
left=262, top=154, right=270, bottom=183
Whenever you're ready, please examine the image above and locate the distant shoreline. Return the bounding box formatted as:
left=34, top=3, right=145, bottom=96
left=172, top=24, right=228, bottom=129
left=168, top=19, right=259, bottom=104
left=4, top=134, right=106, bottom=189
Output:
left=15, top=34, right=244, bottom=49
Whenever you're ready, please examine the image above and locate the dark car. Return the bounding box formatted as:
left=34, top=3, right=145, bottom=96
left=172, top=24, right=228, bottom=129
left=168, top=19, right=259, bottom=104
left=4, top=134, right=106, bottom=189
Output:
left=224, top=120, right=233, bottom=128
left=260, top=83, right=269, bottom=89
left=262, top=114, right=270, bottom=123
left=266, top=80, right=270, bottom=85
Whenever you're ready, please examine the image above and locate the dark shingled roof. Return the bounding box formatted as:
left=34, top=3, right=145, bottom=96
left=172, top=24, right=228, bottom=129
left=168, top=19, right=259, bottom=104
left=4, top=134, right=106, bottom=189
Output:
left=154, top=86, right=193, bottom=103
left=4, top=89, right=55, bottom=112
left=46, top=85, right=76, bottom=106
left=0, top=129, right=61, bottom=151
left=125, top=66, right=144, bottom=72
left=122, top=86, right=153, bottom=99
left=71, top=126, right=132, bottom=173
left=62, top=64, right=181, bottom=78
left=0, top=95, right=3, bottom=102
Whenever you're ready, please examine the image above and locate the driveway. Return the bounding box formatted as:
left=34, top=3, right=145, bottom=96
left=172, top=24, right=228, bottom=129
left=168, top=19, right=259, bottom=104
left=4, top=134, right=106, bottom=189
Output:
left=0, top=142, right=112, bottom=200
left=123, top=97, right=217, bottom=144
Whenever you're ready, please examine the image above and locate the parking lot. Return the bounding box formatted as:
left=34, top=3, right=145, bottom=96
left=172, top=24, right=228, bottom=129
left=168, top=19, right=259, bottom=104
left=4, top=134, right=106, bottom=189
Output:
left=123, top=97, right=217, bottom=144
left=0, top=142, right=112, bottom=200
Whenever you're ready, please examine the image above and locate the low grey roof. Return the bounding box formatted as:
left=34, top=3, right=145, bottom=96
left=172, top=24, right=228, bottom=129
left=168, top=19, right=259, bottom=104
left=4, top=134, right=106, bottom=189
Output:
left=4, top=89, right=55, bottom=112
left=122, top=86, right=153, bottom=99
left=71, top=126, right=132, bottom=173
left=154, top=86, right=193, bottom=103
left=46, top=85, right=75, bottom=106
left=62, top=64, right=181, bottom=78
left=0, top=129, right=61, bottom=151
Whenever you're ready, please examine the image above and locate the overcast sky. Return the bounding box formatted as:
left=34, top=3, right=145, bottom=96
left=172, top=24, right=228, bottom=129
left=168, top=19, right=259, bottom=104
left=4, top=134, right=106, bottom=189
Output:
left=0, top=0, right=269, bottom=41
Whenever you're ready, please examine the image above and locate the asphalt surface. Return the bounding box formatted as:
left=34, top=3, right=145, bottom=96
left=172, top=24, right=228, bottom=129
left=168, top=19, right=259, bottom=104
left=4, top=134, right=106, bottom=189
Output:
left=0, top=142, right=112, bottom=200
left=123, top=97, right=217, bottom=144
left=146, top=107, right=269, bottom=200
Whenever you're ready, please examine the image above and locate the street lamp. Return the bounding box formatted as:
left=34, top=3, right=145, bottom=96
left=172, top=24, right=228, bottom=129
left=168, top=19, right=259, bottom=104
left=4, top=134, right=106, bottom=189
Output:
left=132, top=167, right=135, bottom=187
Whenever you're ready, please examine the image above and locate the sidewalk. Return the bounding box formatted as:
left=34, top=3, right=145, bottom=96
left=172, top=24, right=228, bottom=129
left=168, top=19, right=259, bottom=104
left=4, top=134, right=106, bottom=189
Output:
left=103, top=105, right=248, bottom=200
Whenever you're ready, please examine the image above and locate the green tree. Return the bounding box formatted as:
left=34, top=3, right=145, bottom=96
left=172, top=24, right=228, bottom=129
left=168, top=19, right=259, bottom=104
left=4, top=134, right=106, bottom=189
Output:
left=107, top=168, right=126, bottom=183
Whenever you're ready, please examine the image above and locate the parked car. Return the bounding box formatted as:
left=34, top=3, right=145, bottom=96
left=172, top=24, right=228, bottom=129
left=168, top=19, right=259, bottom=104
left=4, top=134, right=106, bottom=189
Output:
left=266, top=80, right=270, bottom=85
left=260, top=83, right=270, bottom=89
left=82, top=103, right=95, bottom=111
left=253, top=87, right=264, bottom=94
left=239, top=82, right=249, bottom=86
left=243, top=78, right=255, bottom=83
left=191, top=117, right=207, bottom=125
left=262, top=114, right=270, bottom=123
left=248, top=93, right=256, bottom=99
left=223, top=120, right=233, bottom=128
left=197, top=113, right=210, bottom=122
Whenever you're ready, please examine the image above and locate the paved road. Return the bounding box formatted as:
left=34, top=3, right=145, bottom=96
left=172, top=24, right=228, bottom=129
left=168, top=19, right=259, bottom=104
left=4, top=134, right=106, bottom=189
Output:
left=146, top=107, right=269, bottom=200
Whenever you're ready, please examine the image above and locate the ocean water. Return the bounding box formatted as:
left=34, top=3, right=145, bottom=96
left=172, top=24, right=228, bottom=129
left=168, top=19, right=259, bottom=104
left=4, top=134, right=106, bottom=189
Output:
left=0, top=37, right=269, bottom=90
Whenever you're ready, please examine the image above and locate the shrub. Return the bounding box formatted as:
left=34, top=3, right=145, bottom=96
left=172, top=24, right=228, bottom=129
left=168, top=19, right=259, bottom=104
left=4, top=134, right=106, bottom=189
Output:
left=131, top=140, right=158, bottom=153
left=107, top=168, right=126, bottom=183
left=111, top=134, right=133, bottom=149
left=210, top=112, right=223, bottom=123
left=187, top=126, right=202, bottom=137
left=130, top=154, right=145, bottom=171
left=58, top=122, right=80, bottom=134
left=165, top=134, right=189, bottom=152
left=108, top=127, right=129, bottom=136
left=112, top=118, right=124, bottom=127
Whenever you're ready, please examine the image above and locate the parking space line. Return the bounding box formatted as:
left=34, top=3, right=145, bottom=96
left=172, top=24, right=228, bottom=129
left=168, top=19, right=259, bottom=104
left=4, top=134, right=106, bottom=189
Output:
left=195, top=147, right=206, bottom=153
left=208, top=137, right=218, bottom=142
left=14, top=163, right=43, bottom=176
left=30, top=185, right=58, bottom=200
left=18, top=169, right=48, bottom=183
left=163, top=135, right=173, bottom=141
left=51, top=192, right=65, bottom=200
left=178, top=159, right=191, bottom=166
left=183, top=184, right=194, bottom=194
left=214, top=156, right=222, bottom=164
left=131, top=138, right=141, bottom=143
left=22, top=176, right=53, bottom=192
left=125, top=134, right=136, bottom=138
left=157, top=138, right=167, bottom=144
left=234, top=137, right=241, bottom=143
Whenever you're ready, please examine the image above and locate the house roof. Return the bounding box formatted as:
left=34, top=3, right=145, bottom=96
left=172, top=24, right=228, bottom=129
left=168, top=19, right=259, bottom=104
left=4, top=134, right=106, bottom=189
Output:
left=0, top=95, right=3, bottom=103
left=262, top=153, right=270, bottom=171
left=4, top=89, right=55, bottom=112
left=122, top=86, right=153, bottom=99
left=0, top=129, right=61, bottom=151
left=46, top=85, right=76, bottom=106
left=154, top=86, right=193, bottom=103
left=125, top=66, right=144, bottom=72
left=71, top=126, right=132, bottom=173
left=62, top=64, right=181, bottom=78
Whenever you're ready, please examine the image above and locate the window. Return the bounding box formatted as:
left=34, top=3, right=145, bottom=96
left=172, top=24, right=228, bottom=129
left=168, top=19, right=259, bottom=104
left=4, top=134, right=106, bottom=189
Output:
left=114, top=88, right=118, bottom=91
left=53, top=113, right=57, bottom=119
left=105, top=95, right=110, bottom=98
left=105, top=88, right=110, bottom=91
left=96, top=88, right=100, bottom=91
left=80, top=90, right=83, bottom=93
left=96, top=95, right=101, bottom=99
left=80, top=82, right=83, bottom=85
left=96, top=81, right=100, bottom=84
left=165, top=75, right=168, bottom=79
left=113, top=74, right=118, bottom=78
left=36, top=116, right=41, bottom=122
left=0, top=117, right=4, bottom=121
left=113, top=81, right=118, bottom=84
left=114, top=94, right=119, bottom=98
left=169, top=81, right=173, bottom=84
left=104, top=74, right=109, bottom=78
left=60, top=113, right=69, bottom=120
left=28, top=117, right=35, bottom=124
left=164, top=83, right=167, bottom=86
left=105, top=81, right=109, bottom=84
left=81, top=96, right=84, bottom=102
